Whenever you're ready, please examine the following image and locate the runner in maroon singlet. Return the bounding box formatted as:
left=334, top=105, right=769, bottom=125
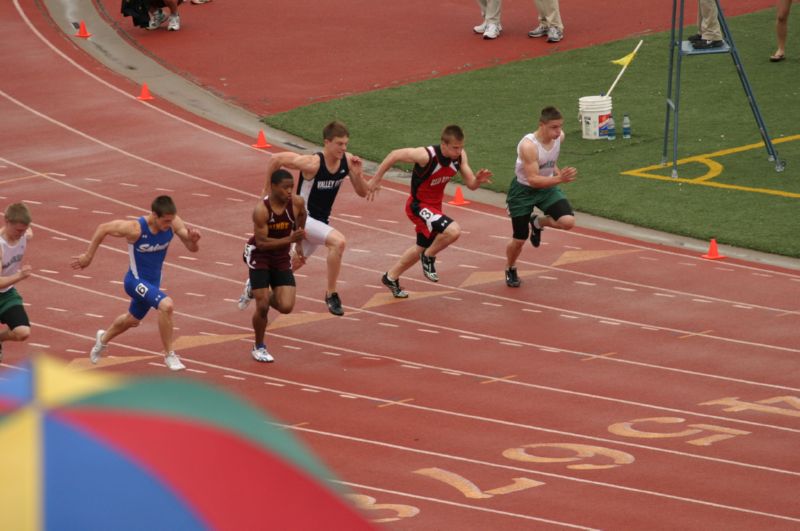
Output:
left=241, top=169, right=307, bottom=362
left=367, top=125, right=492, bottom=298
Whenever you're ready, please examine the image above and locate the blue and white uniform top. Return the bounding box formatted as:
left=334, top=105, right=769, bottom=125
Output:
left=514, top=131, right=564, bottom=187
left=128, top=216, right=172, bottom=285
left=297, top=152, right=349, bottom=224
left=0, top=232, right=27, bottom=294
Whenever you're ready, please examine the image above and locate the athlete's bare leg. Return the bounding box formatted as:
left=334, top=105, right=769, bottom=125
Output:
left=100, top=312, right=140, bottom=345
left=506, top=238, right=525, bottom=269
left=422, top=223, right=461, bottom=258
left=324, top=229, right=346, bottom=295
left=252, top=288, right=270, bottom=346
left=387, top=245, right=424, bottom=280
left=156, top=297, right=175, bottom=353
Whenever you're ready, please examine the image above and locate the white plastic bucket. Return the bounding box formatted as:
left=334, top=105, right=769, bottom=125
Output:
left=578, top=95, right=613, bottom=140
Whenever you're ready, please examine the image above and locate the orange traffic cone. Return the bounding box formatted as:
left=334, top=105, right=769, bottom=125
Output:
left=701, top=238, right=726, bottom=260
left=447, top=186, right=470, bottom=206
left=136, top=83, right=155, bottom=101
left=251, top=130, right=272, bottom=149
left=74, top=20, right=92, bottom=38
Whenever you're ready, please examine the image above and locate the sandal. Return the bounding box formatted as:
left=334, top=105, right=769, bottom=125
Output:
left=770, top=52, right=786, bottom=62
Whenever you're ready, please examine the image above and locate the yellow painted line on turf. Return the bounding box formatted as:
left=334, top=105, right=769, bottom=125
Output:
left=622, top=134, right=800, bottom=197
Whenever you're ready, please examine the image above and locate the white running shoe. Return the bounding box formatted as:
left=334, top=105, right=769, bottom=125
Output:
left=473, top=22, right=486, bottom=34
left=237, top=278, right=253, bottom=310
left=528, top=24, right=548, bottom=38
left=482, top=23, right=501, bottom=40
left=165, top=351, right=186, bottom=371
left=547, top=27, right=563, bottom=43
left=147, top=9, right=166, bottom=30
left=251, top=345, right=274, bottom=363
left=167, top=14, right=181, bottom=31
left=90, top=329, right=107, bottom=364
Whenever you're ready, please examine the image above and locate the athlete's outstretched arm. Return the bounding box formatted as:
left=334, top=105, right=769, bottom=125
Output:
left=346, top=154, right=368, bottom=198
left=458, top=149, right=493, bottom=190
left=172, top=216, right=201, bottom=253
left=263, top=152, right=320, bottom=195
left=70, top=219, right=140, bottom=270
left=366, top=146, right=430, bottom=201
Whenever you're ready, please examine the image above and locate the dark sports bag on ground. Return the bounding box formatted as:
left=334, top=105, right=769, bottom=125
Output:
left=121, top=0, right=149, bottom=28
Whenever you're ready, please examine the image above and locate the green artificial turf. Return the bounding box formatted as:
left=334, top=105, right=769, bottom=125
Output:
left=265, top=9, right=800, bottom=258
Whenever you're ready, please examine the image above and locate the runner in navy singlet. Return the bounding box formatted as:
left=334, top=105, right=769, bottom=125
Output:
left=0, top=203, right=34, bottom=361
left=239, top=169, right=307, bottom=363
left=367, top=125, right=493, bottom=298
left=241, top=121, right=368, bottom=317
left=71, top=195, right=201, bottom=371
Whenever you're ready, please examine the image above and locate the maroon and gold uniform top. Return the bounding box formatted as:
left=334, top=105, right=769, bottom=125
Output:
left=243, top=195, right=296, bottom=271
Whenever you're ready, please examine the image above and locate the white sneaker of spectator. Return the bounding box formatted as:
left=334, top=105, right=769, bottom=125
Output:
left=547, top=27, right=563, bottom=42
left=483, top=23, right=501, bottom=40
left=167, top=14, right=181, bottom=31
left=147, top=9, right=166, bottom=30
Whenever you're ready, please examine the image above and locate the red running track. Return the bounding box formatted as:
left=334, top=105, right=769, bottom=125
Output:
left=3, top=1, right=800, bottom=529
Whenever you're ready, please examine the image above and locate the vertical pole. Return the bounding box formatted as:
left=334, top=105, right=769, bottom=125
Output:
left=715, top=0, right=785, bottom=171
left=671, top=0, right=686, bottom=178
left=662, top=0, right=679, bottom=165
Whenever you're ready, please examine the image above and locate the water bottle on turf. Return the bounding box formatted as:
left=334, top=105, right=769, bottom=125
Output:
left=622, top=114, right=631, bottom=139
left=606, top=116, right=616, bottom=140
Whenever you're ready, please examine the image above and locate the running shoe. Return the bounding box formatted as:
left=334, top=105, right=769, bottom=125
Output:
left=164, top=351, right=186, bottom=371
left=528, top=24, right=548, bottom=38
left=546, top=27, right=563, bottom=43
left=505, top=267, right=521, bottom=287
left=325, top=292, right=344, bottom=316
left=420, top=253, right=439, bottom=282
left=147, top=9, right=166, bottom=30
left=167, top=14, right=181, bottom=31
left=482, top=23, right=501, bottom=40
left=251, top=345, right=274, bottom=363
left=381, top=273, right=409, bottom=299
left=237, top=278, right=253, bottom=310
left=90, top=329, right=107, bottom=364
left=529, top=215, right=543, bottom=248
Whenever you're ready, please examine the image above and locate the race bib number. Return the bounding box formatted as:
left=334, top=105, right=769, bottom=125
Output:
left=135, top=283, right=149, bottom=297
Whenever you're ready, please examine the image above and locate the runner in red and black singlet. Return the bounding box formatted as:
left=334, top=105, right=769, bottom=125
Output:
left=367, top=125, right=493, bottom=298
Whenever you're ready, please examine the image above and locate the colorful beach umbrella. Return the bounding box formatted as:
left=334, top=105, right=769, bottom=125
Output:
left=0, top=356, right=373, bottom=530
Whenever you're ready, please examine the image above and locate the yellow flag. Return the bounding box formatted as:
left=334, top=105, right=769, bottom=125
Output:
left=611, top=50, right=636, bottom=67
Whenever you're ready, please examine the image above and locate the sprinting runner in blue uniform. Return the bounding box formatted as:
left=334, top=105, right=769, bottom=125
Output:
left=71, top=195, right=201, bottom=371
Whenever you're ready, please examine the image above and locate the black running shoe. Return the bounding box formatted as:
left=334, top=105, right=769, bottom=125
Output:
left=325, top=292, right=344, bottom=316
left=529, top=215, right=542, bottom=248
left=381, top=273, right=409, bottom=298
left=505, top=267, right=521, bottom=287
left=420, top=253, right=439, bottom=282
